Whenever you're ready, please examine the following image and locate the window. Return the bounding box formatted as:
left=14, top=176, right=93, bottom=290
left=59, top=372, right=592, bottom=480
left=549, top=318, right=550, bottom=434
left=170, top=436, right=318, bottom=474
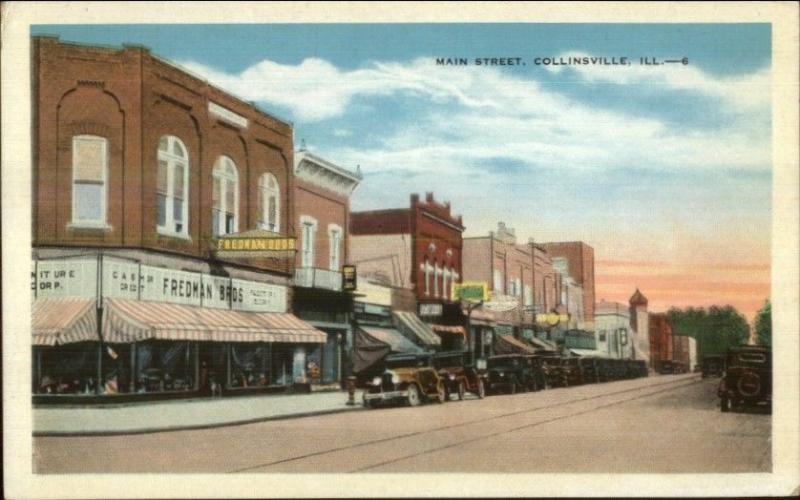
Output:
left=328, top=224, right=342, bottom=271
left=433, top=262, right=440, bottom=298
left=599, top=330, right=607, bottom=342
left=157, top=136, right=189, bottom=236
left=422, top=258, right=431, bottom=296
left=493, top=269, right=504, bottom=294
left=258, top=173, right=280, bottom=232
left=442, top=268, right=450, bottom=301
left=301, top=216, right=317, bottom=268
left=72, top=135, right=108, bottom=226
left=212, top=156, right=238, bottom=236
left=524, top=285, right=533, bottom=307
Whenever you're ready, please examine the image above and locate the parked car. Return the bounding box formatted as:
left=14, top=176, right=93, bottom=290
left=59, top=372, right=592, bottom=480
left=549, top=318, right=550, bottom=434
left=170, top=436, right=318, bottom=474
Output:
left=560, top=357, right=583, bottom=386
left=486, top=354, right=530, bottom=394
left=433, top=351, right=487, bottom=400
left=539, top=353, right=565, bottom=388
left=701, top=354, right=725, bottom=378
left=658, top=360, right=675, bottom=375
left=718, top=345, right=771, bottom=413
left=363, top=352, right=445, bottom=408
left=578, top=357, right=600, bottom=384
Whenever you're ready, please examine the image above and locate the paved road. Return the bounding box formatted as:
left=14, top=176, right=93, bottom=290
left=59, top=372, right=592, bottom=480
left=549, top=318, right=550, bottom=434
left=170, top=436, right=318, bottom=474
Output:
left=34, top=374, right=770, bottom=474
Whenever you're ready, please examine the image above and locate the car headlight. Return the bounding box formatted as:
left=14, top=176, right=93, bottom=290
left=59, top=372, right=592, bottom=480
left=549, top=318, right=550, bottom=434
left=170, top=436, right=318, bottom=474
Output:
left=499, top=372, right=505, bottom=377
left=391, top=374, right=400, bottom=384
left=372, top=376, right=382, bottom=386
left=447, top=374, right=455, bottom=380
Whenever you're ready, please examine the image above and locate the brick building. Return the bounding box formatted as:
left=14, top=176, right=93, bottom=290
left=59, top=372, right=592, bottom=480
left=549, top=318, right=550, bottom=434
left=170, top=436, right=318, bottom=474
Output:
left=292, top=148, right=362, bottom=386
left=540, top=241, right=596, bottom=328
left=31, top=37, right=327, bottom=401
left=349, top=193, right=466, bottom=350
left=649, top=312, right=674, bottom=372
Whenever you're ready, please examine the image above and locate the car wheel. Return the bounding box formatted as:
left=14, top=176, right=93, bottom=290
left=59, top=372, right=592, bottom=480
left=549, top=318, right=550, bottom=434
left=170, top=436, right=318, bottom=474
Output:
left=458, top=380, right=466, bottom=401
left=407, top=384, right=421, bottom=407
left=720, top=396, right=730, bottom=412
left=435, top=384, right=446, bottom=404
left=477, top=379, right=486, bottom=399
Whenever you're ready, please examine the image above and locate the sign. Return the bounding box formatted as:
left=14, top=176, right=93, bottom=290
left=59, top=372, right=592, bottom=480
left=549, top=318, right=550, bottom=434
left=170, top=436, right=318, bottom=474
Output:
left=452, top=281, right=489, bottom=302
left=342, top=265, right=357, bottom=291
left=208, top=101, right=249, bottom=129
left=535, top=313, right=570, bottom=326
left=214, top=235, right=296, bottom=260
left=32, top=259, right=97, bottom=298
left=354, top=278, right=392, bottom=307
left=483, top=293, right=519, bottom=313
left=419, top=303, right=443, bottom=317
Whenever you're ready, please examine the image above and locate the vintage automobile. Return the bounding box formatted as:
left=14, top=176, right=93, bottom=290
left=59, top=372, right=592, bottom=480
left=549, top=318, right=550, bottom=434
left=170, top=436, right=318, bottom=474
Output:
left=718, top=345, right=771, bottom=413
left=560, top=357, right=583, bottom=386
left=524, top=355, right=547, bottom=391
left=362, top=352, right=445, bottom=408
left=658, top=360, right=676, bottom=375
left=578, top=357, right=600, bottom=384
left=486, top=354, right=533, bottom=394
left=433, top=351, right=487, bottom=400
left=701, top=354, right=725, bottom=378
left=539, top=353, right=565, bottom=388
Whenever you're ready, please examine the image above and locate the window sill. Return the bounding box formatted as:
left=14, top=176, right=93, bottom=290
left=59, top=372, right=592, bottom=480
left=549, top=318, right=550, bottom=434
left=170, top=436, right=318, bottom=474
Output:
left=157, top=229, right=192, bottom=242
left=67, top=222, right=112, bottom=232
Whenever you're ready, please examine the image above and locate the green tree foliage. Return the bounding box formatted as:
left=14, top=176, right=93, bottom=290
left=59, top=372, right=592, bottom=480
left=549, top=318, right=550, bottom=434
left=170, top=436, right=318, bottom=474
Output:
left=754, top=300, right=771, bottom=347
left=667, top=305, right=751, bottom=357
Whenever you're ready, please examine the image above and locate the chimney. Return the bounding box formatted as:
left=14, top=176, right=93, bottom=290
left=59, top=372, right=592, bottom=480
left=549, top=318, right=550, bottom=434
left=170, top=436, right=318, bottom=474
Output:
left=425, top=192, right=434, bottom=203
left=410, top=193, right=420, bottom=205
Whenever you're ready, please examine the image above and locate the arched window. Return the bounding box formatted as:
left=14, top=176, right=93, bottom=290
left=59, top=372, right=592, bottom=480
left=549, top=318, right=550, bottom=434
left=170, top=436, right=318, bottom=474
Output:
left=157, top=136, right=189, bottom=236
left=72, top=135, right=108, bottom=226
left=258, top=173, right=280, bottom=232
left=212, top=156, right=238, bottom=236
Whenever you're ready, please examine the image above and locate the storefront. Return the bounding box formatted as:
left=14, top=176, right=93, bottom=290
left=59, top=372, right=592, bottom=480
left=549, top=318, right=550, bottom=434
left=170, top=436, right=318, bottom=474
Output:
left=31, top=256, right=326, bottom=402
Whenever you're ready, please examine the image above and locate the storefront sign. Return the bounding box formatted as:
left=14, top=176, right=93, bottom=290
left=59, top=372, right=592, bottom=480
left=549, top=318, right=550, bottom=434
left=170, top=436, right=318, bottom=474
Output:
left=214, top=236, right=296, bottom=252
left=32, top=259, right=97, bottom=298
left=452, top=281, right=489, bottom=303
left=208, top=101, right=249, bottom=129
left=535, top=313, right=570, bottom=326
left=419, top=303, right=443, bottom=317
left=354, top=279, right=392, bottom=307
left=342, top=265, right=357, bottom=291
left=483, top=293, right=519, bottom=313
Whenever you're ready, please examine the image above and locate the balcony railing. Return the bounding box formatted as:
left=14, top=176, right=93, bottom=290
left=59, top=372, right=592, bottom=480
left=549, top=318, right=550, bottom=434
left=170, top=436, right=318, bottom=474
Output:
left=294, top=267, right=343, bottom=291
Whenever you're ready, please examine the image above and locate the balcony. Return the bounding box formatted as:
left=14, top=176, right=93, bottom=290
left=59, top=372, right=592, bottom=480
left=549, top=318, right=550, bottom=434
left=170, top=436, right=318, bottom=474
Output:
left=294, top=267, right=343, bottom=292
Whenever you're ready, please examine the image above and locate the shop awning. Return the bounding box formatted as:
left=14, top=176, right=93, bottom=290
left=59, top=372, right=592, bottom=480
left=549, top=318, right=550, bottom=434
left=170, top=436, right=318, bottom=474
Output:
left=102, top=299, right=326, bottom=344
left=432, top=324, right=467, bottom=337
left=528, top=336, right=558, bottom=351
left=463, top=307, right=495, bottom=326
left=33, top=298, right=100, bottom=346
left=494, top=334, right=538, bottom=355
left=393, top=311, right=441, bottom=347
left=570, top=348, right=610, bottom=358
left=358, top=326, right=425, bottom=354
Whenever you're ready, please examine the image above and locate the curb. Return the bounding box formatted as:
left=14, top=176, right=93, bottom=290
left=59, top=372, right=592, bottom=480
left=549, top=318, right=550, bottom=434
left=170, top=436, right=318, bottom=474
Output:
left=34, top=404, right=364, bottom=438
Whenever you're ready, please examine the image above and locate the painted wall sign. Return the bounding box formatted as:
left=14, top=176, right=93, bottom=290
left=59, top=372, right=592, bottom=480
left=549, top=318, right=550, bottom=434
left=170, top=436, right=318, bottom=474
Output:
left=419, top=303, right=443, bottom=317
left=208, top=101, right=249, bottom=128
left=32, top=258, right=97, bottom=298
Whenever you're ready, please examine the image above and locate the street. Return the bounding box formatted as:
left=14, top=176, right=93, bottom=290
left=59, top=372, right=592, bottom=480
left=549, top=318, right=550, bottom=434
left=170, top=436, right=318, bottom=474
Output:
left=33, top=374, right=770, bottom=474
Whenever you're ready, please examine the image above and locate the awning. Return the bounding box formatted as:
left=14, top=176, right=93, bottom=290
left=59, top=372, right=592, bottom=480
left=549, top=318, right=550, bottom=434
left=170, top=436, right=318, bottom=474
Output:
left=102, top=299, right=326, bottom=344
left=570, top=348, right=610, bottom=358
left=527, top=336, right=558, bottom=351
left=358, top=325, right=425, bottom=354
left=463, top=307, right=495, bottom=326
left=432, top=324, right=466, bottom=337
left=33, top=298, right=99, bottom=346
left=494, top=334, right=538, bottom=355
left=393, top=311, right=441, bottom=347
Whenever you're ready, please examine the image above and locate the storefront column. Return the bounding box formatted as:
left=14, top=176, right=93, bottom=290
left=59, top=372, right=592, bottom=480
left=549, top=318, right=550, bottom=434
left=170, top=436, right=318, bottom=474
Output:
left=194, top=343, right=200, bottom=391
left=130, top=342, right=136, bottom=393
left=226, top=344, right=232, bottom=389
left=292, top=346, right=306, bottom=383
left=96, top=343, right=103, bottom=395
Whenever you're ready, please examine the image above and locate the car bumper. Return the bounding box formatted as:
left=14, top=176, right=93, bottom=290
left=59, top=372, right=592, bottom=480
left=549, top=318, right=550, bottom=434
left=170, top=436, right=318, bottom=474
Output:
left=363, top=390, right=408, bottom=402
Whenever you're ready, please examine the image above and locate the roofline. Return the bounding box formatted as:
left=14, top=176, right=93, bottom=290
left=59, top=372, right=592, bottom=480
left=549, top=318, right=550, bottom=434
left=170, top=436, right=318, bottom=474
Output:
left=294, top=150, right=363, bottom=182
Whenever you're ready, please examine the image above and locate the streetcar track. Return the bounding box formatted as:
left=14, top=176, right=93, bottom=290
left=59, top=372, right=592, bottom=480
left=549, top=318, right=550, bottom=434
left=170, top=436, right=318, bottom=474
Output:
left=352, top=378, right=701, bottom=472
left=229, top=376, right=700, bottom=473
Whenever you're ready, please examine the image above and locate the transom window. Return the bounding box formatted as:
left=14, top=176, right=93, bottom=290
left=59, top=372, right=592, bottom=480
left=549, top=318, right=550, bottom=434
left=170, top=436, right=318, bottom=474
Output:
left=212, top=156, right=239, bottom=236
left=72, top=135, right=108, bottom=226
left=157, top=136, right=189, bottom=236
left=258, top=173, right=280, bottom=232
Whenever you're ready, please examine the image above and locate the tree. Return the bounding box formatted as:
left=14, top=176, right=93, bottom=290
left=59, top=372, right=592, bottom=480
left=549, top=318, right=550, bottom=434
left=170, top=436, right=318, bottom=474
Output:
left=667, top=305, right=750, bottom=357
left=755, top=300, right=771, bottom=347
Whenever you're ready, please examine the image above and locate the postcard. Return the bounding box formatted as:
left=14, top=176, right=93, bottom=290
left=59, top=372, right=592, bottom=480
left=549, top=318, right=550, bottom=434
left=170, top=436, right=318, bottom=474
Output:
left=2, top=1, right=798, bottom=498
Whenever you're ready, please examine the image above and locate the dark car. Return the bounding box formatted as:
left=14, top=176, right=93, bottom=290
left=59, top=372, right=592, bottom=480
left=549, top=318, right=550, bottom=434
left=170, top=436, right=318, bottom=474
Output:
left=539, top=353, right=565, bottom=388
left=486, top=354, right=530, bottom=394
left=701, top=354, right=725, bottom=378
left=560, top=357, right=583, bottom=386
left=718, top=346, right=771, bottom=413
left=433, top=351, right=487, bottom=400
left=363, top=352, right=445, bottom=408
left=658, top=360, right=675, bottom=375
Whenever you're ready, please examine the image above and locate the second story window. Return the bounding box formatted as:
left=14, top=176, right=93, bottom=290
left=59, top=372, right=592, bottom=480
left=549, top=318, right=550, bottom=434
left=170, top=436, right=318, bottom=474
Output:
left=258, top=173, right=280, bottom=232
left=422, top=258, right=431, bottom=296
left=493, top=269, right=504, bottom=294
left=328, top=224, right=342, bottom=271
left=212, top=156, right=238, bottom=236
left=71, top=135, right=107, bottom=227
left=157, top=136, right=189, bottom=237
left=300, top=216, right=317, bottom=268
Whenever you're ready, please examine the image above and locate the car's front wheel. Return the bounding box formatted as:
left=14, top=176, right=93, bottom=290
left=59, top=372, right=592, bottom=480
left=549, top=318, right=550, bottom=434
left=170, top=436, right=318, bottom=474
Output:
left=720, top=396, right=730, bottom=412
left=407, top=384, right=421, bottom=407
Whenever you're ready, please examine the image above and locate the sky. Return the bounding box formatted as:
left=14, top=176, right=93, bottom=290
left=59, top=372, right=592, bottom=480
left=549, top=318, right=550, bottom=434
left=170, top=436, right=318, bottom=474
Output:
left=32, top=24, right=772, bottom=320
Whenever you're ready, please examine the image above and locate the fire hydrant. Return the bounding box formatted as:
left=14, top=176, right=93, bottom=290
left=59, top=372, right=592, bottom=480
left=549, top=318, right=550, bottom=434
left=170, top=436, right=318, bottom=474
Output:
left=346, top=376, right=357, bottom=406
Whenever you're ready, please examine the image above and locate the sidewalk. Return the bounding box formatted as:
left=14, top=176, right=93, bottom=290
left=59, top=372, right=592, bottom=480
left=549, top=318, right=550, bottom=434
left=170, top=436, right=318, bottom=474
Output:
left=34, top=390, right=365, bottom=436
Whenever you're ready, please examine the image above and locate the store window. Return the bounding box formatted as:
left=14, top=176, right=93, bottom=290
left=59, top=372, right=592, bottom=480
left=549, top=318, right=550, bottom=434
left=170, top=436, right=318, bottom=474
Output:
left=212, top=156, right=238, bottom=236
left=135, top=341, right=194, bottom=393
left=157, top=135, right=189, bottom=237
left=35, top=343, right=98, bottom=395
left=101, top=344, right=132, bottom=394
left=258, top=173, right=280, bottom=232
left=229, top=344, right=269, bottom=388
left=301, top=216, right=317, bottom=268
left=71, top=135, right=108, bottom=227
left=328, top=224, right=342, bottom=271
left=599, top=330, right=607, bottom=342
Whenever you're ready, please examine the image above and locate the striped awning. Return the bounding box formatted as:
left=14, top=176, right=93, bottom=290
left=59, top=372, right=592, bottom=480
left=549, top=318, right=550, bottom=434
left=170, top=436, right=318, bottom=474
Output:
left=33, top=298, right=99, bottom=346
left=392, top=311, right=441, bottom=347
left=432, top=324, right=466, bottom=337
left=463, top=307, right=495, bottom=325
left=103, top=299, right=326, bottom=344
left=495, top=334, right=538, bottom=355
